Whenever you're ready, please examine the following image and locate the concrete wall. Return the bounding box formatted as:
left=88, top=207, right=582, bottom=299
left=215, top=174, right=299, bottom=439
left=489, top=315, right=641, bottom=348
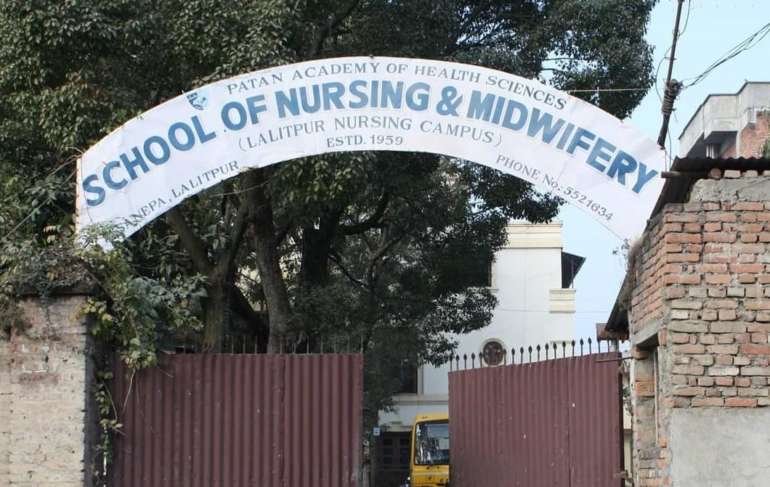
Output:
left=0, top=294, right=95, bottom=487
left=670, top=408, right=770, bottom=487
left=380, top=223, right=577, bottom=431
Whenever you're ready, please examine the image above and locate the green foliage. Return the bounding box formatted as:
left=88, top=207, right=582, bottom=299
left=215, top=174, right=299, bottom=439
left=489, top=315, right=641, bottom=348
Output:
left=0, top=226, right=90, bottom=336
left=75, top=226, right=207, bottom=369
left=0, top=0, right=659, bottom=436
left=93, top=370, right=120, bottom=480
left=0, top=225, right=206, bottom=482
left=0, top=225, right=206, bottom=368
left=763, top=138, right=770, bottom=158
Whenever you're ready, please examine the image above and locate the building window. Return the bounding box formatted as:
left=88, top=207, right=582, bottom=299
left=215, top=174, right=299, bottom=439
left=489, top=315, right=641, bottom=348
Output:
left=482, top=339, right=506, bottom=366
left=396, top=360, right=418, bottom=394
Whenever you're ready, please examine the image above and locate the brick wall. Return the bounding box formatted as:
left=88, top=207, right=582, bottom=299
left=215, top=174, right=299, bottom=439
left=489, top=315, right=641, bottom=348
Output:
left=738, top=111, right=770, bottom=158
left=628, top=168, right=770, bottom=486
left=628, top=216, right=667, bottom=331
left=0, top=294, right=95, bottom=486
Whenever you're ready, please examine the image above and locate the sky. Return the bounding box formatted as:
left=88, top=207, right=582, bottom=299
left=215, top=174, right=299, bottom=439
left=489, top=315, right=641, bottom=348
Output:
left=561, top=0, right=770, bottom=339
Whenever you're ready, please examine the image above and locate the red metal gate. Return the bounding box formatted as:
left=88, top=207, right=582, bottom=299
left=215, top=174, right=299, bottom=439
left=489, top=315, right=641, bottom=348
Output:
left=448, top=349, right=622, bottom=487
left=110, top=353, right=363, bottom=487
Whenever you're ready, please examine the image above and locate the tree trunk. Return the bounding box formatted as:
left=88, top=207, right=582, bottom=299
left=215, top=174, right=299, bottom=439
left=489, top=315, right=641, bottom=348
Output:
left=201, top=278, right=228, bottom=351
left=298, top=208, right=341, bottom=287
left=248, top=170, right=293, bottom=353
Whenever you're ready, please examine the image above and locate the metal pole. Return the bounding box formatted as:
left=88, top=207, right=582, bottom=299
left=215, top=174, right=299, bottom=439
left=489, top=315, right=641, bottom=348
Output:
left=657, top=0, right=686, bottom=149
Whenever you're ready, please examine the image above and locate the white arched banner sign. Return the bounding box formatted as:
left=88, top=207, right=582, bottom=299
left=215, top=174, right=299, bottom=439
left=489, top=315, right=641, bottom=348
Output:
left=76, top=57, right=664, bottom=242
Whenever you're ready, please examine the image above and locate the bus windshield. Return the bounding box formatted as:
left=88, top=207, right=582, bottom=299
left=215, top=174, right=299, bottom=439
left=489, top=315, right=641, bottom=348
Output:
left=414, top=421, right=450, bottom=466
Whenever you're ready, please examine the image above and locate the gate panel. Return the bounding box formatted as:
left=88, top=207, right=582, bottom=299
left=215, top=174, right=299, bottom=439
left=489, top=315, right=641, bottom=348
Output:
left=449, top=352, right=621, bottom=487
left=110, top=353, right=363, bottom=487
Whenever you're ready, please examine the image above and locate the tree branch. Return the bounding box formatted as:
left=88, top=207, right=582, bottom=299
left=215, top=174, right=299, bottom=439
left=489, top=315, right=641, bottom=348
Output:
left=165, top=207, right=212, bottom=275
left=308, top=0, right=362, bottom=56
left=230, top=284, right=267, bottom=331
left=329, top=251, right=367, bottom=289
left=340, top=192, right=390, bottom=235
left=366, top=230, right=407, bottom=287
left=274, top=219, right=294, bottom=247
left=219, top=199, right=250, bottom=273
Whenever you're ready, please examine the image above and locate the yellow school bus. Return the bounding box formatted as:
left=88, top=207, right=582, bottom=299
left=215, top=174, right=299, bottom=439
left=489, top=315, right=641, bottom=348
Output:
left=406, top=413, right=450, bottom=487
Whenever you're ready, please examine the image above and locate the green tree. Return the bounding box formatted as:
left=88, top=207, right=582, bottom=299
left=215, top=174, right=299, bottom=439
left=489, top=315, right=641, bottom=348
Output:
left=0, top=0, right=657, bottom=419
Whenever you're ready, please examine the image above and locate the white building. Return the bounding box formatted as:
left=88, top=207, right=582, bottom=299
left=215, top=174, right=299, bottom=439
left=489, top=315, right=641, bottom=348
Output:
left=373, top=222, right=583, bottom=485
left=678, top=81, right=770, bottom=159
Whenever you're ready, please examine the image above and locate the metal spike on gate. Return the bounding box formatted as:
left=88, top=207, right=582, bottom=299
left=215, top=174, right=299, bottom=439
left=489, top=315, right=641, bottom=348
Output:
left=471, top=353, right=476, bottom=368
left=519, top=347, right=524, bottom=364
left=562, top=341, right=567, bottom=358
left=463, top=354, right=468, bottom=369
left=588, top=337, right=593, bottom=354
left=528, top=346, right=532, bottom=363
left=536, top=345, right=541, bottom=361
left=545, top=343, right=549, bottom=360
left=571, top=340, right=576, bottom=356
left=511, top=348, right=516, bottom=364
left=579, top=338, right=584, bottom=355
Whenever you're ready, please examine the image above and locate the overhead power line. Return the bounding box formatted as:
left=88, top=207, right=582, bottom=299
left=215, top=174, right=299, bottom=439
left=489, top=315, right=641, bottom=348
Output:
left=654, top=0, right=691, bottom=104
left=566, top=88, right=648, bottom=93
left=682, top=20, right=770, bottom=88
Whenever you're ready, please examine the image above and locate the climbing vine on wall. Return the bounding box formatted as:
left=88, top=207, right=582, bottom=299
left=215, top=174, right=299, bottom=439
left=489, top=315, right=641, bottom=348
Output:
left=76, top=225, right=207, bottom=369
left=0, top=225, right=207, bottom=483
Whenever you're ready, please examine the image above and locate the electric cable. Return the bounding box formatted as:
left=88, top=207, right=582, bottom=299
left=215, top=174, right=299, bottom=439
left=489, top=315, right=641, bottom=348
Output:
left=682, top=20, right=770, bottom=88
